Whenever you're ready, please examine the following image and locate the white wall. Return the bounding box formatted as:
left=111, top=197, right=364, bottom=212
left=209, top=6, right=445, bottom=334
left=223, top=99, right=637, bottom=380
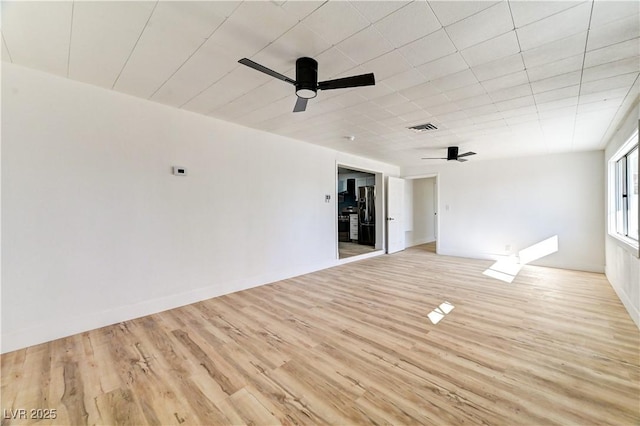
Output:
left=1, top=63, right=399, bottom=352
left=603, top=101, right=639, bottom=329
left=403, top=151, right=605, bottom=272
left=404, top=177, right=436, bottom=247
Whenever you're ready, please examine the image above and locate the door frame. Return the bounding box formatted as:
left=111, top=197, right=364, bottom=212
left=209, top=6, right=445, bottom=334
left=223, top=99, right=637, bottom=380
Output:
left=402, top=173, right=440, bottom=254
left=335, top=162, right=386, bottom=261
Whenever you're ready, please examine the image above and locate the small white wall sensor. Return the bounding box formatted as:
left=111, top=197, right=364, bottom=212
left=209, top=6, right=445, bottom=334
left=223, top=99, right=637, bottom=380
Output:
left=172, top=166, right=187, bottom=176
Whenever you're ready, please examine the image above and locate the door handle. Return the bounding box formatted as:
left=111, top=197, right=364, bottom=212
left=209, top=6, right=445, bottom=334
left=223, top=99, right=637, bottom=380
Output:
left=386, top=217, right=395, bottom=221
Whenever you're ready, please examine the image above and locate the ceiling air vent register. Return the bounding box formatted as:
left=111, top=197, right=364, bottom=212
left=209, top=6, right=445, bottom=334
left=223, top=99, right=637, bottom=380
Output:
left=408, top=123, right=438, bottom=133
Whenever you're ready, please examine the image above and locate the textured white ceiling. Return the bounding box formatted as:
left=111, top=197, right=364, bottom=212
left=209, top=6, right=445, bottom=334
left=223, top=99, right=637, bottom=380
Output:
left=2, top=0, right=639, bottom=167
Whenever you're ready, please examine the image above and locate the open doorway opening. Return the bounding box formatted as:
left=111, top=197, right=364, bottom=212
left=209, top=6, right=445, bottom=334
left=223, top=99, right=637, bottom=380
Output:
left=337, top=166, right=377, bottom=259
left=405, top=176, right=438, bottom=253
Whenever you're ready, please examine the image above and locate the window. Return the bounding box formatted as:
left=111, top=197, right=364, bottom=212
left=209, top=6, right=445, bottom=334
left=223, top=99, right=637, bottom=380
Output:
left=610, top=130, right=638, bottom=245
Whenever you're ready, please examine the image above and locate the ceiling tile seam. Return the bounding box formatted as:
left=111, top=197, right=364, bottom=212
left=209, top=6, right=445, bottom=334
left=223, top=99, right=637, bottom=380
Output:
left=513, top=0, right=589, bottom=30
left=590, top=10, right=639, bottom=30
left=571, top=0, right=596, bottom=151
left=210, top=91, right=292, bottom=120
left=325, top=5, right=446, bottom=74
left=66, top=1, right=75, bottom=78
left=523, top=30, right=592, bottom=61
left=392, top=32, right=450, bottom=69
left=286, top=0, right=328, bottom=21
left=426, top=1, right=445, bottom=28
left=585, top=37, right=640, bottom=61
left=333, top=24, right=380, bottom=58
left=531, top=70, right=637, bottom=100
left=437, top=19, right=460, bottom=61
left=208, top=80, right=298, bottom=117
left=187, top=59, right=292, bottom=113
left=198, top=73, right=280, bottom=115
left=255, top=20, right=337, bottom=72
left=216, top=96, right=293, bottom=122
left=148, top=2, right=243, bottom=100
left=395, top=0, right=454, bottom=84
left=322, top=57, right=375, bottom=83
left=431, top=1, right=499, bottom=27
left=111, top=0, right=158, bottom=90
left=251, top=103, right=330, bottom=127
left=449, top=27, right=519, bottom=55
left=426, top=19, right=509, bottom=100
left=505, top=0, right=547, bottom=152
left=596, top=74, right=639, bottom=148
left=302, top=4, right=373, bottom=48
left=177, top=73, right=221, bottom=109
left=434, top=26, right=482, bottom=111
left=411, top=50, right=468, bottom=90
left=1, top=33, right=13, bottom=63
left=349, top=0, right=410, bottom=25
left=369, top=11, right=445, bottom=57
left=235, top=13, right=306, bottom=60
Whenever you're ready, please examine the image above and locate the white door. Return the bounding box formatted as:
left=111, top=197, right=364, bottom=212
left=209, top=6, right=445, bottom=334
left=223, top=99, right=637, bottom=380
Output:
left=386, top=176, right=405, bottom=254
left=433, top=180, right=438, bottom=241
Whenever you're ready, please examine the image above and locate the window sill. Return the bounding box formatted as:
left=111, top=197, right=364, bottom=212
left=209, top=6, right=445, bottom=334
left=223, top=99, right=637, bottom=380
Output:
left=608, top=232, right=640, bottom=258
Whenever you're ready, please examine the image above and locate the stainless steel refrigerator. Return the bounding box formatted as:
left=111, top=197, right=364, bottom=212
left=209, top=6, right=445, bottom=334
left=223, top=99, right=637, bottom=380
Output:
left=358, top=186, right=375, bottom=246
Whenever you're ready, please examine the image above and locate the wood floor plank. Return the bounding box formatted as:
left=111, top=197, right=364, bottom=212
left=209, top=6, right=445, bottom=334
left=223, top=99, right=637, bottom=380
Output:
left=1, top=244, right=638, bottom=425
left=94, top=388, right=146, bottom=426
left=227, top=387, right=280, bottom=425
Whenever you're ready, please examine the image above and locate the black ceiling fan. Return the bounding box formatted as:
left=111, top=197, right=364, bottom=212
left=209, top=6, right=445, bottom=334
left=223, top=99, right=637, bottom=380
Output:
left=238, top=57, right=375, bottom=112
left=422, top=146, right=476, bottom=162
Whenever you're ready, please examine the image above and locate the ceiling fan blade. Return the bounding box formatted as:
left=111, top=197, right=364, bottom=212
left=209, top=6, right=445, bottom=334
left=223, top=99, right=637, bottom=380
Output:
left=457, top=158, right=468, bottom=162
left=293, top=97, right=308, bottom=113
left=458, top=151, right=476, bottom=158
left=318, top=73, right=375, bottom=91
left=238, top=58, right=295, bottom=85
left=421, top=157, right=447, bottom=160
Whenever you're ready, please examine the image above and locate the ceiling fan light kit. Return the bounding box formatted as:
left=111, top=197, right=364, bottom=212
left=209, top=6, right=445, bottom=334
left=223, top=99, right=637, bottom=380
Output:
left=238, top=56, right=375, bottom=112
left=294, top=57, right=318, bottom=99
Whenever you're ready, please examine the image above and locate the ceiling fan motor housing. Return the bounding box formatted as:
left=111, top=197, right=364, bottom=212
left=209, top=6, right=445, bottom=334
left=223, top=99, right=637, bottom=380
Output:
left=296, top=57, right=318, bottom=99
left=447, top=146, right=459, bottom=161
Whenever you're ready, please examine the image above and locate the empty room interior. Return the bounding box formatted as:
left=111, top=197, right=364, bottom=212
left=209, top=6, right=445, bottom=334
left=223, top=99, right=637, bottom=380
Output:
left=1, top=1, right=639, bottom=424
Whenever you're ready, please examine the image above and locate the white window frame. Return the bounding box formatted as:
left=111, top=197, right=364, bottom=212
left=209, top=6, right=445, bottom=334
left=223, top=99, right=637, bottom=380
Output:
left=608, top=128, right=639, bottom=255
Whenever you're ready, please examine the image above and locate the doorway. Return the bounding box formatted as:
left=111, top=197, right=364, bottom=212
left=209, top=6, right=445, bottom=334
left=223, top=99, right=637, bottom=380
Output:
left=404, top=176, right=438, bottom=251
left=337, top=166, right=378, bottom=259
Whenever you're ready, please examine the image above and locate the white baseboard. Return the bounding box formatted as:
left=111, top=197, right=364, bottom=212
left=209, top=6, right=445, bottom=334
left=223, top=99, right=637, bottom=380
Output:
left=436, top=248, right=605, bottom=273
left=605, top=269, right=640, bottom=330
left=338, top=249, right=385, bottom=265
left=0, top=259, right=337, bottom=354
left=532, top=261, right=605, bottom=274
left=436, top=248, right=498, bottom=261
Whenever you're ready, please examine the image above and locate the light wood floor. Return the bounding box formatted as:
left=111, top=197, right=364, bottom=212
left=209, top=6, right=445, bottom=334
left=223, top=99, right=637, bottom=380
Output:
left=2, top=245, right=639, bottom=425
left=338, top=241, right=376, bottom=259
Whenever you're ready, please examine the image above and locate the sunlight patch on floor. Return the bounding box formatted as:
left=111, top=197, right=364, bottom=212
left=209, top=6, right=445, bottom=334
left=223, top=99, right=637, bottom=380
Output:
left=428, top=301, right=455, bottom=324
left=483, top=236, right=558, bottom=283
left=427, top=310, right=445, bottom=324
left=483, top=258, right=523, bottom=283
left=518, top=235, right=559, bottom=265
